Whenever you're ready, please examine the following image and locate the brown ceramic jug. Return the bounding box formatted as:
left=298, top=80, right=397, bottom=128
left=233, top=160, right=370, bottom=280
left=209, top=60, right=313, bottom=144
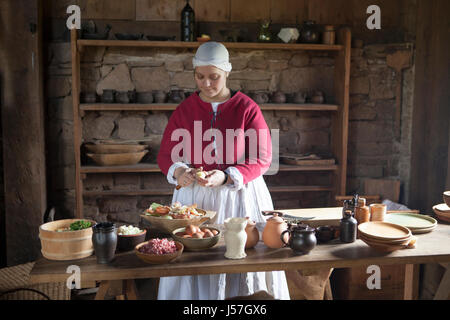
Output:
left=262, top=213, right=288, bottom=248
left=245, top=217, right=260, bottom=249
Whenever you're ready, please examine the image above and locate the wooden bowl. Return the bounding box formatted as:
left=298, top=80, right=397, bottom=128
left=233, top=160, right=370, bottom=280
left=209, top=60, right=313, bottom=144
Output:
left=87, top=151, right=148, bottom=166
left=432, top=204, right=450, bottom=218
left=117, top=229, right=147, bottom=252
left=140, top=209, right=216, bottom=233
left=360, top=237, right=409, bottom=253
left=85, top=144, right=147, bottom=154
left=197, top=36, right=211, bottom=42
left=135, top=240, right=183, bottom=264
left=444, top=191, right=450, bottom=207
left=39, top=219, right=96, bottom=261
left=172, top=226, right=220, bottom=251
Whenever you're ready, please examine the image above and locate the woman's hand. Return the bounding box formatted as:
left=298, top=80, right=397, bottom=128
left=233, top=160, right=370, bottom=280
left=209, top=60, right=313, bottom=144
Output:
left=174, top=167, right=198, bottom=188
left=196, top=170, right=227, bottom=187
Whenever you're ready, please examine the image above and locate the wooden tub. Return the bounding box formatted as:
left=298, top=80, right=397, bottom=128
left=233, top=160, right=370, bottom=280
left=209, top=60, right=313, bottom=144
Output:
left=39, top=219, right=96, bottom=261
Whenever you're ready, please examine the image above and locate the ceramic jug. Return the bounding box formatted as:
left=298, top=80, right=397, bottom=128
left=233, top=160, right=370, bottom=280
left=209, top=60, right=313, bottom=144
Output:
left=262, top=213, right=288, bottom=248
left=92, top=222, right=117, bottom=264
left=224, top=217, right=248, bottom=259
left=281, top=224, right=317, bottom=255
left=245, top=217, right=259, bottom=249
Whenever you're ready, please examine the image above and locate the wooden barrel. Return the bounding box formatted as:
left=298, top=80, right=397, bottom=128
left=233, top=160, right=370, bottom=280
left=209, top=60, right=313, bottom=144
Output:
left=39, top=219, right=96, bottom=261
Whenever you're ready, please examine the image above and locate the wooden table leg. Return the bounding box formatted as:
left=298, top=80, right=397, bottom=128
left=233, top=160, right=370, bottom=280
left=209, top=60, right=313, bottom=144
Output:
left=125, top=279, right=139, bottom=300
left=404, top=264, right=419, bottom=300
left=434, top=263, right=450, bottom=300
left=95, top=280, right=110, bottom=300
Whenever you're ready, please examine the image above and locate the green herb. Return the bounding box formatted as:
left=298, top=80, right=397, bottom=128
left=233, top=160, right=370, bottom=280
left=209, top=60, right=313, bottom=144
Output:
left=69, top=220, right=92, bottom=231
left=150, top=202, right=162, bottom=210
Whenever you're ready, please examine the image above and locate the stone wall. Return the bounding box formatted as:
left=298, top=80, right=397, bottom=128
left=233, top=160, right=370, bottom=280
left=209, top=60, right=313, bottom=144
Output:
left=45, top=41, right=414, bottom=224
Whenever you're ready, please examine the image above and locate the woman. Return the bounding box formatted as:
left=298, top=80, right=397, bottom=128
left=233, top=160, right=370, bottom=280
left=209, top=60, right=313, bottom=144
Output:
left=157, top=41, right=290, bottom=300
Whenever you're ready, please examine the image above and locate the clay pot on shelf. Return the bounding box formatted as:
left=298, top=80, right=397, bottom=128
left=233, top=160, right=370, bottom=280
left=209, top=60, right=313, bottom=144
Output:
left=80, top=92, right=97, bottom=103
left=292, top=91, right=306, bottom=104
left=136, top=92, right=154, bottom=104
left=310, top=91, right=325, bottom=104
left=262, top=213, right=288, bottom=249
left=101, top=89, right=115, bottom=103
left=252, top=92, right=269, bottom=104
left=299, top=20, right=320, bottom=44
left=168, top=89, right=186, bottom=103
left=127, top=90, right=136, bottom=103
left=153, top=90, right=167, bottom=103
left=270, top=91, right=286, bottom=104
left=245, top=217, right=260, bottom=249
left=115, top=91, right=130, bottom=104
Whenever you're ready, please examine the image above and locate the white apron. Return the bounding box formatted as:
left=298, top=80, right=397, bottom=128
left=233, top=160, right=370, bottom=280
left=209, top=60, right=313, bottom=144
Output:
left=157, top=176, right=291, bottom=300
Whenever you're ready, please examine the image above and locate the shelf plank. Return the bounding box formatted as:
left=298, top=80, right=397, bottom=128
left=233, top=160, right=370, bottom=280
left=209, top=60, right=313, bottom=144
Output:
left=83, top=185, right=332, bottom=197
left=77, top=40, right=344, bottom=51
left=80, top=103, right=339, bottom=112
left=80, top=163, right=338, bottom=174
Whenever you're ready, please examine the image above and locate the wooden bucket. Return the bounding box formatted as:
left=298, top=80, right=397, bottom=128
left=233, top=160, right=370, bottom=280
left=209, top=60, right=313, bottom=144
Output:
left=39, top=219, right=96, bottom=261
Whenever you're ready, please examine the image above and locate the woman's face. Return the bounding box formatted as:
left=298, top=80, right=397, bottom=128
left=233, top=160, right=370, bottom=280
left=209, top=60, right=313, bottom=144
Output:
left=194, top=65, right=229, bottom=99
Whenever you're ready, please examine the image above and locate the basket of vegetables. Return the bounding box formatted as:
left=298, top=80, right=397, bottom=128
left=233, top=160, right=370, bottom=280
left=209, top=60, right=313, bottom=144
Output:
left=39, top=219, right=96, bottom=261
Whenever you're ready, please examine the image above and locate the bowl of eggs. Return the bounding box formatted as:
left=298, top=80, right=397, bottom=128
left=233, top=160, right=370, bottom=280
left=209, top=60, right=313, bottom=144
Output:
left=171, top=224, right=220, bottom=251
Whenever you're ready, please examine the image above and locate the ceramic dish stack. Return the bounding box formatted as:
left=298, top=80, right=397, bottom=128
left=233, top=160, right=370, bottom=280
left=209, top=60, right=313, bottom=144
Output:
left=384, top=212, right=437, bottom=234
left=358, top=221, right=415, bottom=252
left=432, top=203, right=450, bottom=223
left=85, top=143, right=148, bottom=166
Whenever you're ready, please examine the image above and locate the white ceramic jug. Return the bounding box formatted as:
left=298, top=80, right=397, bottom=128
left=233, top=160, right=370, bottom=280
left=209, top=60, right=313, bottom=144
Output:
left=224, top=217, right=248, bottom=259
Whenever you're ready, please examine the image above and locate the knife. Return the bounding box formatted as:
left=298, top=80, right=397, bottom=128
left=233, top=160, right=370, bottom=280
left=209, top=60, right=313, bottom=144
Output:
left=261, top=210, right=315, bottom=220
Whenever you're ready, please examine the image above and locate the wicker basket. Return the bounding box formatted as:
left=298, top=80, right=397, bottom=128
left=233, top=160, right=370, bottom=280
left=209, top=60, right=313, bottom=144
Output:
left=0, top=262, right=70, bottom=300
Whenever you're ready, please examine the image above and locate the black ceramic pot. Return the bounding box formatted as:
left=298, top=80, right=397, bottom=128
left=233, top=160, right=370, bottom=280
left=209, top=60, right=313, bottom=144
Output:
left=92, top=222, right=117, bottom=264
left=281, top=224, right=317, bottom=255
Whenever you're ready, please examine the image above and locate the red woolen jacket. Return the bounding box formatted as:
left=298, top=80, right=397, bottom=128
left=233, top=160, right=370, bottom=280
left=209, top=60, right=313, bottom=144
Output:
left=157, top=91, right=272, bottom=185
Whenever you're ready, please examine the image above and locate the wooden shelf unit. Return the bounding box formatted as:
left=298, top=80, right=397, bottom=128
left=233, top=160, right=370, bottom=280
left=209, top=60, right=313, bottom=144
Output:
left=71, top=29, right=351, bottom=218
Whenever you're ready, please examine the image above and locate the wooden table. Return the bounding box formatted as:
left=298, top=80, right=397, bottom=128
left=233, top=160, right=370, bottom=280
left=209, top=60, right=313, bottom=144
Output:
left=30, top=224, right=450, bottom=300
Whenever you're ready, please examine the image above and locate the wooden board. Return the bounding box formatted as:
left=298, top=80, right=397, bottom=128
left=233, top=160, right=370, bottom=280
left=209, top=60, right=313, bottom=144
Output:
left=230, top=0, right=270, bottom=23
left=136, top=0, right=188, bottom=21
left=364, top=179, right=401, bottom=202
left=194, top=0, right=229, bottom=22
left=269, top=0, right=308, bottom=24
left=275, top=207, right=342, bottom=227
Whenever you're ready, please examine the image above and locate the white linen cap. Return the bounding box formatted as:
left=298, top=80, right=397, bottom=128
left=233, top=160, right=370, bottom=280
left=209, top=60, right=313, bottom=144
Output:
left=192, top=42, right=232, bottom=72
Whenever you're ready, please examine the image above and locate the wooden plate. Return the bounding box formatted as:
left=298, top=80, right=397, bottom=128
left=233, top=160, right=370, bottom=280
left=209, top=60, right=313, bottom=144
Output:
left=360, top=238, right=408, bottom=253
left=358, top=221, right=411, bottom=240
left=384, top=213, right=437, bottom=230
left=359, top=233, right=411, bottom=245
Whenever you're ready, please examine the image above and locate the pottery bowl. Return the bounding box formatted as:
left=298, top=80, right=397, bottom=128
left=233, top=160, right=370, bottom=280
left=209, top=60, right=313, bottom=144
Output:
left=135, top=240, right=183, bottom=264
left=85, top=144, right=147, bottom=154
left=171, top=226, right=220, bottom=251
left=443, top=191, right=450, bottom=207
left=87, top=151, right=148, bottom=166
left=117, top=228, right=147, bottom=252
left=140, top=209, right=216, bottom=233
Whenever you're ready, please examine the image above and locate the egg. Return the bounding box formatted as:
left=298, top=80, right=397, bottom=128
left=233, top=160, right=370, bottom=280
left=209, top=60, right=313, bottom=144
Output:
left=192, top=232, right=203, bottom=239
left=203, top=230, right=214, bottom=238
left=185, top=225, right=198, bottom=235
left=211, top=229, right=219, bottom=236
left=182, top=234, right=192, bottom=238
left=201, top=228, right=211, bottom=234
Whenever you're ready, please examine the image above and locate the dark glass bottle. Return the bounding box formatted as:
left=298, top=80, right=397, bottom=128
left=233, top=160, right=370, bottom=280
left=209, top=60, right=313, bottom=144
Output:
left=340, top=209, right=357, bottom=243
left=181, top=0, right=195, bottom=42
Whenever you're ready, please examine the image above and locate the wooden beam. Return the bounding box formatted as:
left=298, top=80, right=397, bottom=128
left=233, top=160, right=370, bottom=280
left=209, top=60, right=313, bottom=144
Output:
left=0, top=0, right=47, bottom=265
